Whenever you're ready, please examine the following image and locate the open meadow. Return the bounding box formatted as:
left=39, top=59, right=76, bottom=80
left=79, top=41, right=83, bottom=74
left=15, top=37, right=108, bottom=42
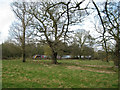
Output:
left=1, top=0, right=119, bottom=89
left=2, top=59, right=118, bottom=88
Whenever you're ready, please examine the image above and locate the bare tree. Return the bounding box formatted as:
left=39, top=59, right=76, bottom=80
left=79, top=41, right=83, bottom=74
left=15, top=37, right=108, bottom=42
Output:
left=92, top=0, right=120, bottom=66
left=11, top=2, right=33, bottom=62
left=26, top=0, right=88, bottom=64
left=27, top=1, right=70, bottom=64
left=73, top=29, right=94, bottom=59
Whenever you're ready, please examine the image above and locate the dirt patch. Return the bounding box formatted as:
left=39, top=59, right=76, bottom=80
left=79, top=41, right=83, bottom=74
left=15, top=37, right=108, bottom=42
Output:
left=82, top=65, right=113, bottom=68
left=67, top=66, right=116, bottom=74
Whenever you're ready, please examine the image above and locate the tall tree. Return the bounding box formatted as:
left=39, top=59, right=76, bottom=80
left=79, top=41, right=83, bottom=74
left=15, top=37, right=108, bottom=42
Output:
left=27, top=1, right=86, bottom=64
left=92, top=0, right=120, bottom=66
left=73, top=29, right=95, bottom=59
left=11, top=2, right=33, bottom=62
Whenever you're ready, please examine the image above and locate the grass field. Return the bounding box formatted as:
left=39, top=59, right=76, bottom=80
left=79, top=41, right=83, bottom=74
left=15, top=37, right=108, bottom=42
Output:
left=2, top=59, right=118, bottom=88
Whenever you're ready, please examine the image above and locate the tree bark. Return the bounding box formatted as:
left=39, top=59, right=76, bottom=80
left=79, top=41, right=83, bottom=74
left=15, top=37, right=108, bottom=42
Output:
left=22, top=29, right=25, bottom=62
left=22, top=10, right=26, bottom=62
left=79, top=55, right=81, bottom=59
left=114, top=39, right=120, bottom=66
left=48, top=42, right=58, bottom=64
left=52, top=51, right=58, bottom=64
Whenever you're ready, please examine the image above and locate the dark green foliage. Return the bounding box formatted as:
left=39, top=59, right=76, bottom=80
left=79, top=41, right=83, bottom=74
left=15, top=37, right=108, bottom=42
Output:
left=1, top=41, right=44, bottom=59
left=25, top=43, right=44, bottom=58
left=69, top=43, right=79, bottom=58
left=2, top=42, right=22, bottom=59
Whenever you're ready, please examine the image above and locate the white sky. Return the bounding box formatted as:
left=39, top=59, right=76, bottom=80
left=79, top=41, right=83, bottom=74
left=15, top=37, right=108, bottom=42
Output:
left=0, top=0, right=108, bottom=44
left=0, top=0, right=15, bottom=44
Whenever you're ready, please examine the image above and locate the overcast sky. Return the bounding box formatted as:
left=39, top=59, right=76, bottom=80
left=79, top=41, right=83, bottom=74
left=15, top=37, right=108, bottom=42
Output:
left=0, top=0, right=15, bottom=44
left=0, top=0, right=95, bottom=44
left=0, top=0, right=112, bottom=44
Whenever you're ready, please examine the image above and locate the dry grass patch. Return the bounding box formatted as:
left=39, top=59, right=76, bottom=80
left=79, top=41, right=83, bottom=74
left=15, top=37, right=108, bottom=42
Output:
left=67, top=66, right=116, bottom=73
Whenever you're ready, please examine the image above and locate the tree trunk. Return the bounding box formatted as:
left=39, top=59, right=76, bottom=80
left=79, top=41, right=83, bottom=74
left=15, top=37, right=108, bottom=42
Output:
left=79, top=55, right=81, bottom=59
left=22, top=27, right=26, bottom=62
left=106, top=53, right=109, bottom=62
left=22, top=51, right=25, bottom=62
left=22, top=13, right=26, bottom=62
left=114, top=39, right=120, bottom=66
left=52, top=51, right=58, bottom=64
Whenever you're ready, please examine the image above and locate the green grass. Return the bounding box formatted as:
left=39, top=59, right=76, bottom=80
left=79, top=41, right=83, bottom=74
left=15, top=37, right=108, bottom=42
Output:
left=2, top=59, right=118, bottom=88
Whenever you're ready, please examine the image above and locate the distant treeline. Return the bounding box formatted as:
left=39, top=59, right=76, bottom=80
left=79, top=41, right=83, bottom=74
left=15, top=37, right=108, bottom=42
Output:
left=1, top=41, right=114, bottom=61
